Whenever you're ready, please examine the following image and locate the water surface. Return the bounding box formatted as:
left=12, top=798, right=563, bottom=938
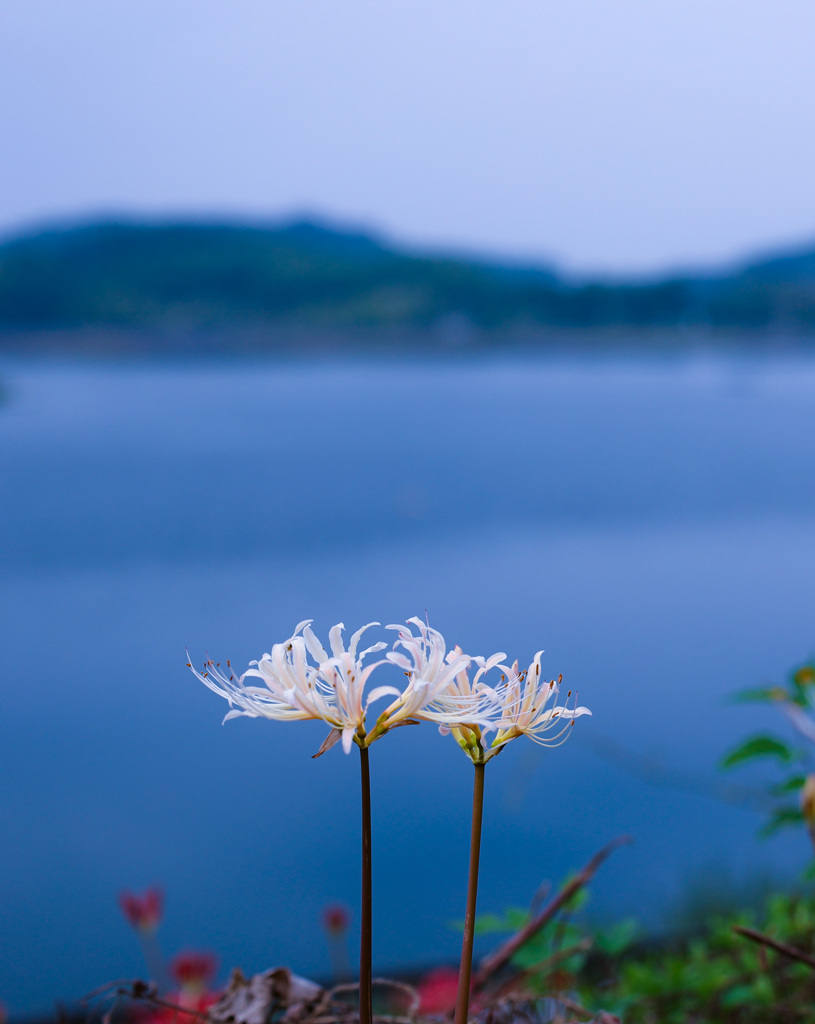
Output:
left=2, top=352, right=815, bottom=1015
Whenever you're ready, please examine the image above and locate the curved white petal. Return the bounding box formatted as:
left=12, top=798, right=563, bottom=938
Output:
left=386, top=652, right=413, bottom=671
left=328, top=623, right=347, bottom=659
left=365, top=685, right=403, bottom=707
left=348, top=622, right=380, bottom=658
left=341, top=726, right=356, bottom=754
left=302, top=624, right=329, bottom=664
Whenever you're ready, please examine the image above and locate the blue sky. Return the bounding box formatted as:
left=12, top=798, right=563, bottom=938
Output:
left=2, top=0, right=815, bottom=274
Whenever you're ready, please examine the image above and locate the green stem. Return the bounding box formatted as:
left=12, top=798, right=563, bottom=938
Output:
left=454, top=762, right=486, bottom=1024
left=359, top=745, right=373, bottom=1024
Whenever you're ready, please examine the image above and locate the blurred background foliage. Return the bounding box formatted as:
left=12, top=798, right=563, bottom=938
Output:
left=477, top=885, right=815, bottom=1023
left=722, top=662, right=815, bottom=843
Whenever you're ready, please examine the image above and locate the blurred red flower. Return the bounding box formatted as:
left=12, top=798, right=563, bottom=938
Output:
left=171, top=951, right=218, bottom=993
left=416, top=967, right=460, bottom=1016
left=139, top=952, right=219, bottom=1024
left=322, top=904, right=350, bottom=935
left=119, top=887, right=164, bottom=934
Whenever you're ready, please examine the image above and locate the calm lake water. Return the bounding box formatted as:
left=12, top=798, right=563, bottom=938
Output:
left=2, top=351, right=815, bottom=1015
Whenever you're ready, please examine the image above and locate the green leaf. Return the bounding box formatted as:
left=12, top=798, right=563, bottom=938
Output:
left=720, top=983, right=758, bottom=1009
left=469, top=913, right=513, bottom=935
left=562, top=886, right=590, bottom=913
left=720, top=735, right=793, bottom=769
left=759, top=805, right=804, bottom=836
left=595, top=918, right=639, bottom=956
left=505, top=907, right=531, bottom=928
left=730, top=687, right=782, bottom=704
left=770, top=774, right=806, bottom=795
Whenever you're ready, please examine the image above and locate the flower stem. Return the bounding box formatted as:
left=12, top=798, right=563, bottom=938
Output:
left=454, top=762, right=486, bottom=1024
left=139, top=932, right=169, bottom=994
left=359, top=745, right=373, bottom=1024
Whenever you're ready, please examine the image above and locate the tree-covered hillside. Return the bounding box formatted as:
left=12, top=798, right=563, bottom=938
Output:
left=2, top=219, right=815, bottom=340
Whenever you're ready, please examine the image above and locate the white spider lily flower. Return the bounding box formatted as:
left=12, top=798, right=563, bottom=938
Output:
left=484, top=652, right=591, bottom=752
left=381, top=618, right=484, bottom=729
left=420, top=646, right=591, bottom=763
left=411, top=645, right=515, bottom=762
left=189, top=619, right=394, bottom=754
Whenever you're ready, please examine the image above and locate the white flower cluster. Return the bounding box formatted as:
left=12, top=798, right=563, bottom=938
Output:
left=189, top=617, right=591, bottom=760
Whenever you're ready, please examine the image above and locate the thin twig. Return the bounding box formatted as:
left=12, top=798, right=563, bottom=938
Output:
left=136, top=995, right=209, bottom=1020
left=488, top=939, right=593, bottom=1001
left=555, top=996, right=621, bottom=1024
left=555, top=996, right=594, bottom=1018
left=83, top=981, right=210, bottom=1024
left=733, top=925, right=815, bottom=970
left=473, top=836, right=632, bottom=990
left=82, top=981, right=151, bottom=1004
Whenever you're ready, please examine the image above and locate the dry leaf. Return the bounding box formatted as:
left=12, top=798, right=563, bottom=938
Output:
left=312, top=729, right=342, bottom=758
left=209, top=967, right=323, bottom=1024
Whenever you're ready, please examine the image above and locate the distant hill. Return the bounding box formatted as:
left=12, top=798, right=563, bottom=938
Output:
left=2, top=218, right=815, bottom=346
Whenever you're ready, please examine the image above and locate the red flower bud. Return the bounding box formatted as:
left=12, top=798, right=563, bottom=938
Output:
left=119, top=887, right=164, bottom=933
left=322, top=904, right=350, bottom=935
